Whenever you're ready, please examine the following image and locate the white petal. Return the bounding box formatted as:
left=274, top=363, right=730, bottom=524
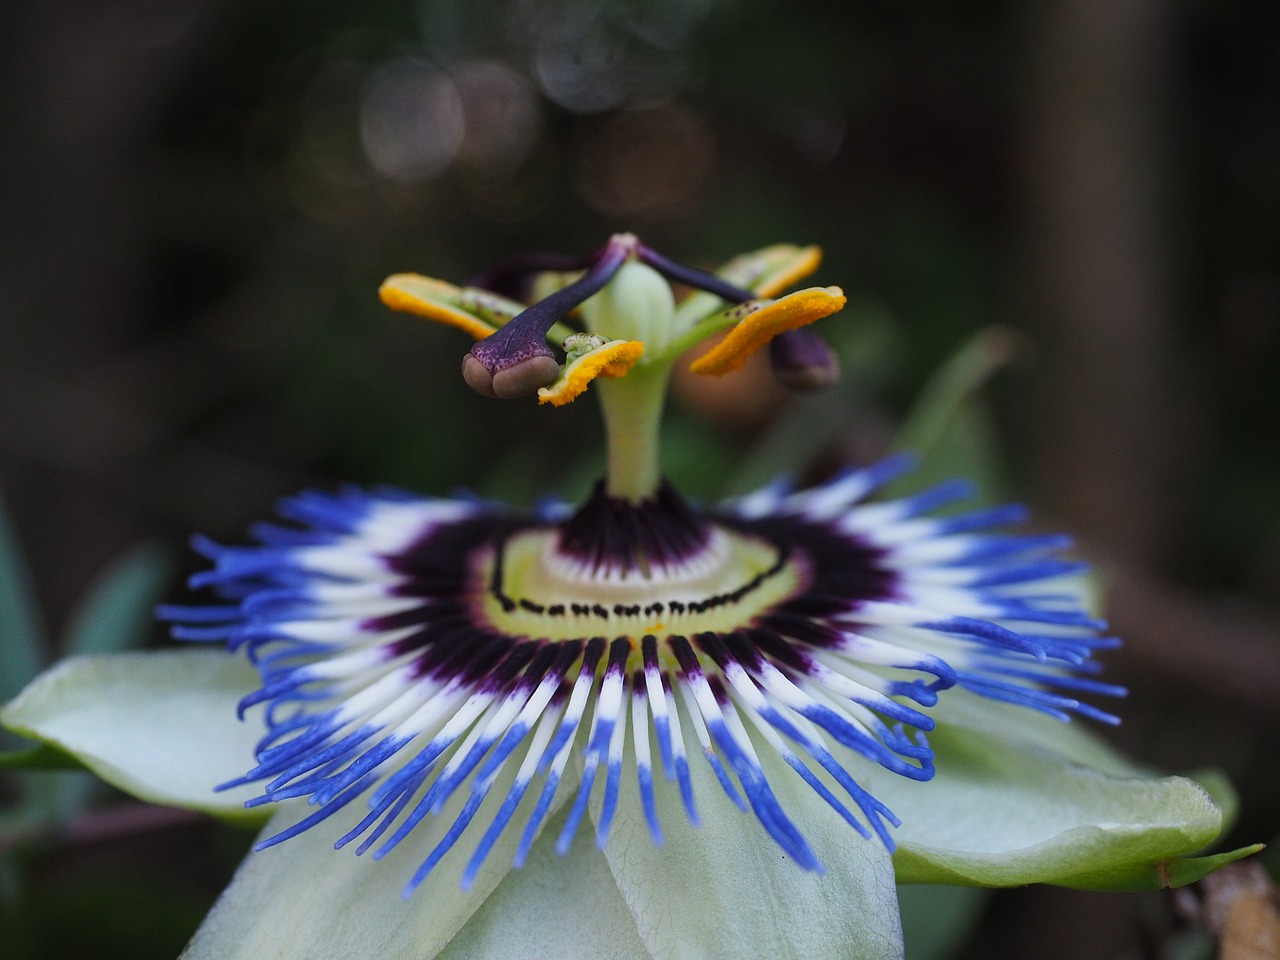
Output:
left=437, top=805, right=653, bottom=960
left=859, top=700, right=1226, bottom=888
left=598, top=741, right=904, bottom=960
left=928, top=688, right=1141, bottom=776
left=181, top=760, right=573, bottom=959
left=1, top=650, right=262, bottom=819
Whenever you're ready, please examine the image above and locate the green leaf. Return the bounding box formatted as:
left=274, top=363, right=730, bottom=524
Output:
left=0, top=492, right=45, bottom=703
left=599, top=746, right=904, bottom=960
left=0, top=850, right=23, bottom=919
left=0, top=733, right=97, bottom=830
left=180, top=764, right=572, bottom=959
left=0, top=651, right=264, bottom=821
left=63, top=544, right=171, bottom=656
left=897, top=885, right=990, bottom=960
left=0, top=743, right=85, bottom=771
left=887, top=327, right=1019, bottom=503
left=16, top=545, right=189, bottom=822
left=436, top=805, right=653, bottom=960
left=901, top=405, right=1006, bottom=506
left=877, top=720, right=1228, bottom=891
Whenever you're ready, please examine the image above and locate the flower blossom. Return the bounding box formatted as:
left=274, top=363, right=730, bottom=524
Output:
left=1, top=236, right=1248, bottom=960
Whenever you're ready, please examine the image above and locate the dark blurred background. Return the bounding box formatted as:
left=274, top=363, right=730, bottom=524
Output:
left=0, top=0, right=1277, bottom=957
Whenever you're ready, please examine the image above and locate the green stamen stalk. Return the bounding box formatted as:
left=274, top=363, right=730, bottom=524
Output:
left=596, top=363, right=670, bottom=502
left=579, top=257, right=679, bottom=503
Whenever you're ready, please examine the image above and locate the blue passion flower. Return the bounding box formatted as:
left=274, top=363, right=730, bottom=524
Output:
left=158, top=237, right=1123, bottom=897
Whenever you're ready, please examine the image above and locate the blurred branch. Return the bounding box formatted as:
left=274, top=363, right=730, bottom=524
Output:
left=1, top=803, right=209, bottom=858
left=1107, top=561, right=1280, bottom=722
left=1175, top=862, right=1280, bottom=960
left=1022, top=0, right=1192, bottom=569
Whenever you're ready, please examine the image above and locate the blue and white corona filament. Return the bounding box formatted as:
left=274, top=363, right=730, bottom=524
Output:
left=162, top=236, right=1123, bottom=896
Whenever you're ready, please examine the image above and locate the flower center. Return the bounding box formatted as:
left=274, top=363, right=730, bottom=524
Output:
left=477, top=484, right=804, bottom=651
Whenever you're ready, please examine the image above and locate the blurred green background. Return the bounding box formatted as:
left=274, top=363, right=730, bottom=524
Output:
left=1, top=0, right=1277, bottom=957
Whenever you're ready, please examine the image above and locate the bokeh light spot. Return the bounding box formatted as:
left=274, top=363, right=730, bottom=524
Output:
left=360, top=58, right=465, bottom=182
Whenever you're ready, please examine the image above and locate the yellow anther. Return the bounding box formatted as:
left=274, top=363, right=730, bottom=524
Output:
left=713, top=244, right=824, bottom=297
left=752, top=245, right=824, bottom=298
left=538, top=340, right=645, bottom=406
left=379, top=274, right=497, bottom=341
left=688, top=286, right=845, bottom=376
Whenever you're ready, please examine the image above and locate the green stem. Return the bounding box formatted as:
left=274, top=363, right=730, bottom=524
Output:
left=595, top=363, right=671, bottom=502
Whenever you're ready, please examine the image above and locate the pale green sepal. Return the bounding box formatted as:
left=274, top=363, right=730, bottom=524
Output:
left=598, top=746, right=903, bottom=960
left=939, top=698, right=1239, bottom=831
left=882, top=723, right=1227, bottom=890
left=1186, top=767, right=1239, bottom=832
left=437, top=805, right=653, bottom=960
left=928, top=689, right=1144, bottom=777
left=181, top=766, right=573, bottom=960
left=1160, top=843, right=1264, bottom=889
left=0, top=650, right=264, bottom=821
